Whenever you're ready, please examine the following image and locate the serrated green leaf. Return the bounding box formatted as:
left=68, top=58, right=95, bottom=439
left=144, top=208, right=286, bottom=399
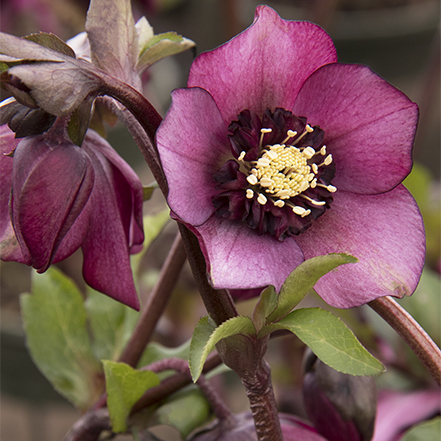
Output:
left=267, top=253, right=358, bottom=323
left=252, top=285, right=278, bottom=332
left=401, top=417, right=440, bottom=441
left=189, top=316, right=255, bottom=382
left=24, top=32, right=76, bottom=58
left=260, top=308, right=384, bottom=376
left=103, top=360, right=160, bottom=433
left=20, top=267, right=101, bottom=411
left=147, top=387, right=211, bottom=438
left=85, top=288, right=139, bottom=362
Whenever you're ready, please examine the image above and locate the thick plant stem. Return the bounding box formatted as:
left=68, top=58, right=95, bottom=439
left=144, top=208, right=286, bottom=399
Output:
left=119, top=232, right=187, bottom=367
left=369, top=296, right=441, bottom=386
left=245, top=359, right=283, bottom=441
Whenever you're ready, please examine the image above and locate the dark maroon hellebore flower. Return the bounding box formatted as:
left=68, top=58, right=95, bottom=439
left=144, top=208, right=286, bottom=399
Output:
left=0, top=123, right=144, bottom=309
left=156, top=5, right=425, bottom=308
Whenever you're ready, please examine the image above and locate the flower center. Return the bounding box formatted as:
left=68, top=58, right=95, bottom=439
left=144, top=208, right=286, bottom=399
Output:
left=212, top=108, right=336, bottom=240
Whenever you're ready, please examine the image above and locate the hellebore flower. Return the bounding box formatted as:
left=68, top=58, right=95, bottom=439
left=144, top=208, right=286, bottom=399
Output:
left=0, top=123, right=144, bottom=309
left=156, top=5, right=425, bottom=308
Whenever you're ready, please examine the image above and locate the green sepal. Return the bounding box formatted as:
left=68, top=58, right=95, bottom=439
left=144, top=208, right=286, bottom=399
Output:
left=267, top=253, right=358, bottom=324
left=259, top=307, right=385, bottom=376
left=143, top=182, right=159, bottom=201
left=24, top=32, right=76, bottom=58
left=189, top=316, right=256, bottom=382
left=20, top=267, right=102, bottom=411
left=103, top=360, right=160, bottom=433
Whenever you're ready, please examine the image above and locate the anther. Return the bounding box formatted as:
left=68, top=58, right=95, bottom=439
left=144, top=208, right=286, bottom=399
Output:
left=311, top=163, right=318, bottom=174
left=259, top=128, right=272, bottom=149
left=302, top=146, right=315, bottom=159
left=260, top=177, right=274, bottom=187
left=246, top=189, right=254, bottom=199
left=257, top=193, right=267, bottom=205
left=306, top=124, right=314, bottom=133
left=274, top=200, right=285, bottom=208
left=316, top=184, right=337, bottom=193
left=292, top=206, right=307, bottom=216
left=318, top=154, right=333, bottom=167
left=281, top=130, right=298, bottom=145
left=238, top=151, right=246, bottom=161
left=247, top=174, right=258, bottom=185
left=299, top=194, right=326, bottom=206
left=320, top=146, right=327, bottom=155
left=257, top=157, right=271, bottom=168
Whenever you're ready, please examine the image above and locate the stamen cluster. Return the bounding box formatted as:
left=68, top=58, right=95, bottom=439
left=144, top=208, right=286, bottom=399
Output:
left=212, top=108, right=336, bottom=240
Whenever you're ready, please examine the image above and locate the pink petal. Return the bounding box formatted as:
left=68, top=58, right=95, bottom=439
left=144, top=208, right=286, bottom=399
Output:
left=157, top=87, right=229, bottom=226
left=84, top=130, right=144, bottom=251
left=372, top=390, right=441, bottom=441
left=193, top=215, right=304, bottom=291
left=0, top=125, right=26, bottom=263
left=12, top=137, right=94, bottom=271
left=296, top=185, right=425, bottom=308
left=80, top=145, right=140, bottom=310
left=188, top=5, right=337, bottom=124
left=293, top=63, right=417, bottom=194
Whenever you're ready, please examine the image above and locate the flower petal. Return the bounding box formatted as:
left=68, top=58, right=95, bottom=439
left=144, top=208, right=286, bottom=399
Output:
left=188, top=5, right=337, bottom=124
left=11, top=135, right=94, bottom=271
left=80, top=141, right=141, bottom=310
left=293, top=63, right=417, bottom=194
left=193, top=215, right=304, bottom=291
left=157, top=87, right=229, bottom=226
left=0, top=125, right=27, bottom=263
left=84, top=130, right=144, bottom=251
left=296, top=185, right=425, bottom=308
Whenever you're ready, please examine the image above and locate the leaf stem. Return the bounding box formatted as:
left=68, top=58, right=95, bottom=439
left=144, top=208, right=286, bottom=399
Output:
left=119, top=232, right=187, bottom=367
left=369, top=296, right=441, bottom=386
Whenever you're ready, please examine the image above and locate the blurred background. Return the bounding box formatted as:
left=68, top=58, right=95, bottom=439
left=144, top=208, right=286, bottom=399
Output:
left=1, top=0, right=440, bottom=440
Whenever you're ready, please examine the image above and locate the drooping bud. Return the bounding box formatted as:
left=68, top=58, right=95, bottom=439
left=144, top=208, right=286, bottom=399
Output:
left=302, top=350, right=377, bottom=441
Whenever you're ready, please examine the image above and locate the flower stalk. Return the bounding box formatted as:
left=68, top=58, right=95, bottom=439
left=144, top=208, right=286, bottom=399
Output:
left=369, top=296, right=441, bottom=386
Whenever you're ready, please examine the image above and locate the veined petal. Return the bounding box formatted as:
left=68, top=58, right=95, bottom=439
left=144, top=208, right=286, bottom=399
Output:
left=11, top=135, right=94, bottom=272
left=188, top=5, right=337, bottom=124
left=296, top=185, right=425, bottom=308
left=293, top=64, right=417, bottom=194
left=157, top=87, right=229, bottom=226
left=83, top=130, right=144, bottom=251
left=80, top=143, right=140, bottom=310
left=193, top=215, right=304, bottom=291
left=0, top=125, right=26, bottom=263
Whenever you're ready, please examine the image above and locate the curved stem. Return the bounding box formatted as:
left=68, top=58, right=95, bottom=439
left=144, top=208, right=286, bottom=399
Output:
left=369, top=296, right=441, bottom=386
left=119, top=232, right=187, bottom=367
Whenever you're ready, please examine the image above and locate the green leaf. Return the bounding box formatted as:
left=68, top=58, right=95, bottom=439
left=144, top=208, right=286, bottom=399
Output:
left=189, top=316, right=256, bottom=382
left=103, top=360, right=160, bottom=433
left=143, top=182, right=159, bottom=201
left=24, top=32, right=76, bottom=58
left=85, top=288, right=139, bottom=362
left=147, top=387, right=211, bottom=438
left=252, top=285, right=278, bottom=332
left=136, top=31, right=195, bottom=74
left=267, top=253, right=358, bottom=323
left=260, top=308, right=385, bottom=376
left=401, top=417, right=440, bottom=441
left=20, top=267, right=101, bottom=411
left=138, top=340, right=189, bottom=370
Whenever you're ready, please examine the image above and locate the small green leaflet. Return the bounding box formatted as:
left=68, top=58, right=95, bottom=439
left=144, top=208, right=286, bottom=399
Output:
left=20, top=267, right=102, bottom=411
left=103, top=360, right=160, bottom=433
left=265, top=253, right=358, bottom=324
left=143, top=182, right=159, bottom=201
left=259, top=308, right=385, bottom=376
left=189, top=316, right=256, bottom=382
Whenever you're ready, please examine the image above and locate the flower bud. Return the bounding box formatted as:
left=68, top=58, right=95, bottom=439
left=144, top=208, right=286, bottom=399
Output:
left=302, top=350, right=377, bottom=441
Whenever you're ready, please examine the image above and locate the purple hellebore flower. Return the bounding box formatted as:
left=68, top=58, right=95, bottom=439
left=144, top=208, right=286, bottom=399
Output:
left=156, top=5, right=425, bottom=308
left=0, top=123, right=144, bottom=309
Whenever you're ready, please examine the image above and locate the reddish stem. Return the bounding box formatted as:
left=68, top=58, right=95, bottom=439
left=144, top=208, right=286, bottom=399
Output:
left=369, top=296, right=441, bottom=386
